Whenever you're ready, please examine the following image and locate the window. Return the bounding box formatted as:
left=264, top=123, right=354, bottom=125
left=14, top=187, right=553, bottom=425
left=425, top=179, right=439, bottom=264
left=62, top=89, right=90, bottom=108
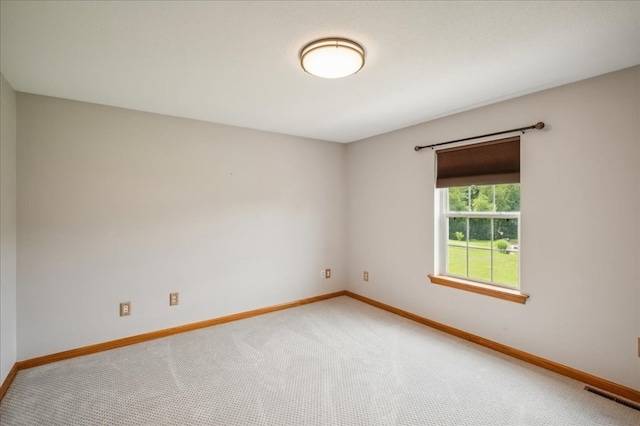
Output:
left=429, top=136, right=528, bottom=303
left=442, top=184, right=520, bottom=288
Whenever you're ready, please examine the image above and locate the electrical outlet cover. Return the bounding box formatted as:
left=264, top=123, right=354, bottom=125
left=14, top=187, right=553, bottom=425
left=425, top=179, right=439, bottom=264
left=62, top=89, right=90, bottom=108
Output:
left=170, top=292, right=179, bottom=306
left=120, top=302, right=131, bottom=316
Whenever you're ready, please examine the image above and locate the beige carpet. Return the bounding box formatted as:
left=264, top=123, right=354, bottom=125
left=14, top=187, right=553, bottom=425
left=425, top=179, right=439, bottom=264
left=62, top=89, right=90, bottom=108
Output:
left=1, top=296, right=638, bottom=425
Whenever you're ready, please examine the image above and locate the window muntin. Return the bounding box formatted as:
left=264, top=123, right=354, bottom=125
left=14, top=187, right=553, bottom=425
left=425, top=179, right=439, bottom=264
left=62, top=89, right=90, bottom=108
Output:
left=442, top=184, right=520, bottom=289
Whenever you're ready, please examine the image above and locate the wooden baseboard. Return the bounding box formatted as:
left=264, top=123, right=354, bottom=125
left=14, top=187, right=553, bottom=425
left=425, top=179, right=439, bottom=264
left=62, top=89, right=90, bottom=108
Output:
left=17, top=290, right=347, bottom=371
left=0, top=363, right=18, bottom=401
left=345, top=291, right=640, bottom=404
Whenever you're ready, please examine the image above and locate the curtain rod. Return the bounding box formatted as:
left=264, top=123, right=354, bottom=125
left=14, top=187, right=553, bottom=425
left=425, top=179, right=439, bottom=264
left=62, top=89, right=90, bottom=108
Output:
left=414, top=122, right=545, bottom=152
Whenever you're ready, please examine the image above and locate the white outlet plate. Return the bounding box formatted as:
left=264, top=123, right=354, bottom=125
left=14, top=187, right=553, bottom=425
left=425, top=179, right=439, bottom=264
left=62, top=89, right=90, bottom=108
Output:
left=170, top=292, right=179, bottom=306
left=320, top=270, right=326, bottom=279
left=120, top=302, right=131, bottom=316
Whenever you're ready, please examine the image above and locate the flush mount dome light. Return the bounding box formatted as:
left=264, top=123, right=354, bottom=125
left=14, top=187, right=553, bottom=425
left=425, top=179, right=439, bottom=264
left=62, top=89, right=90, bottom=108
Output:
left=300, top=38, right=365, bottom=79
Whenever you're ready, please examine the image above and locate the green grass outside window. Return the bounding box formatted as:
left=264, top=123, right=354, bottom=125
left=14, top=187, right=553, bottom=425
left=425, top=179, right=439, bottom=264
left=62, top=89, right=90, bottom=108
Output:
left=447, top=240, right=518, bottom=287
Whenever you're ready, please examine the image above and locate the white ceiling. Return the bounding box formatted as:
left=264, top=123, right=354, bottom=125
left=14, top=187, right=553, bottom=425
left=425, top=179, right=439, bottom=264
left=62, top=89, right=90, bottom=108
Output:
left=1, top=1, right=639, bottom=143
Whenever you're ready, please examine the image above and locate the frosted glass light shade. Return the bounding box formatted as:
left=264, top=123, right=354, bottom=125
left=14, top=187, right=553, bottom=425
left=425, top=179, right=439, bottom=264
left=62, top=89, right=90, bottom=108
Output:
left=300, top=38, right=365, bottom=79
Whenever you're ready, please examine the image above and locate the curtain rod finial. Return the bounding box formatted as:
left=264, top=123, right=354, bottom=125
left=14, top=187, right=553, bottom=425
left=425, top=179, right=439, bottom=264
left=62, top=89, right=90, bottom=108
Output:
left=414, top=146, right=422, bottom=152
left=534, top=122, right=545, bottom=130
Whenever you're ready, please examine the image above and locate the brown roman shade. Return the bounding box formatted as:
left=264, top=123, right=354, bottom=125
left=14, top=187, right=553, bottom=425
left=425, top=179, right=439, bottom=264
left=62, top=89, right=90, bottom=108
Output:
left=435, top=136, right=520, bottom=188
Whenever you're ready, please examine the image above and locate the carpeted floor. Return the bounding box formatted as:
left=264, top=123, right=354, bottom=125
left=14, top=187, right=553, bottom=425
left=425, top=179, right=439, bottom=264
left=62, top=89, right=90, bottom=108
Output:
left=1, top=296, right=638, bottom=425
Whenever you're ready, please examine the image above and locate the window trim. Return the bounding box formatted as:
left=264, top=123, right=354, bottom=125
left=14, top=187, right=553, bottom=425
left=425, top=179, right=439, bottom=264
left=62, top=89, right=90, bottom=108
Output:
left=429, top=274, right=529, bottom=304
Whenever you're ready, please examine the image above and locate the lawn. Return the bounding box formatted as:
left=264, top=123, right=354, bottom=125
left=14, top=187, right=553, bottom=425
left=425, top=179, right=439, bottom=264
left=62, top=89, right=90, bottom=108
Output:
left=447, top=240, right=518, bottom=287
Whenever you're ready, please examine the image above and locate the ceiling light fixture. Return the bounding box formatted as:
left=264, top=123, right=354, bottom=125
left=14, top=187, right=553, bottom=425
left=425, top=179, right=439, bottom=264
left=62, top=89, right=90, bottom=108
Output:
left=300, top=38, right=365, bottom=79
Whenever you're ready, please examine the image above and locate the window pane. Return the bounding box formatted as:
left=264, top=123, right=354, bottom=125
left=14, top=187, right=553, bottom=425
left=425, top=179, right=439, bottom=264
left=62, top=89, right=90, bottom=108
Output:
left=468, top=218, right=491, bottom=281
left=494, top=184, right=520, bottom=212
left=470, top=185, right=494, bottom=212
left=447, top=217, right=467, bottom=276
left=493, top=218, right=519, bottom=287
left=448, top=186, right=470, bottom=212
left=469, top=217, right=491, bottom=245
left=468, top=247, right=491, bottom=281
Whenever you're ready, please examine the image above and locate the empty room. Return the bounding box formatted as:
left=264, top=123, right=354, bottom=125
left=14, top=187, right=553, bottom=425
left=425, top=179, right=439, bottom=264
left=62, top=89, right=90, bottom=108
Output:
left=1, top=1, right=639, bottom=425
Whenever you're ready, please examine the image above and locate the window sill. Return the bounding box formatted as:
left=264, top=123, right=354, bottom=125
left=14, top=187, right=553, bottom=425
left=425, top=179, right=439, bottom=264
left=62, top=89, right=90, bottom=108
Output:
left=428, top=274, right=529, bottom=304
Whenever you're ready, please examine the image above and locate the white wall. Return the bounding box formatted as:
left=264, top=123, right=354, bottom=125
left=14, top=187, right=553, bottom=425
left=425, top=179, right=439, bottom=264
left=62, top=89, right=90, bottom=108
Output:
left=0, top=73, right=18, bottom=383
left=347, top=66, right=640, bottom=390
left=17, top=94, right=347, bottom=360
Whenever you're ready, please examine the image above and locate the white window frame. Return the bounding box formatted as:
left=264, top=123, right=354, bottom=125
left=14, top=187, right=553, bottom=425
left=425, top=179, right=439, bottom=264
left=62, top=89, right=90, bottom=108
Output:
left=438, top=185, right=521, bottom=290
